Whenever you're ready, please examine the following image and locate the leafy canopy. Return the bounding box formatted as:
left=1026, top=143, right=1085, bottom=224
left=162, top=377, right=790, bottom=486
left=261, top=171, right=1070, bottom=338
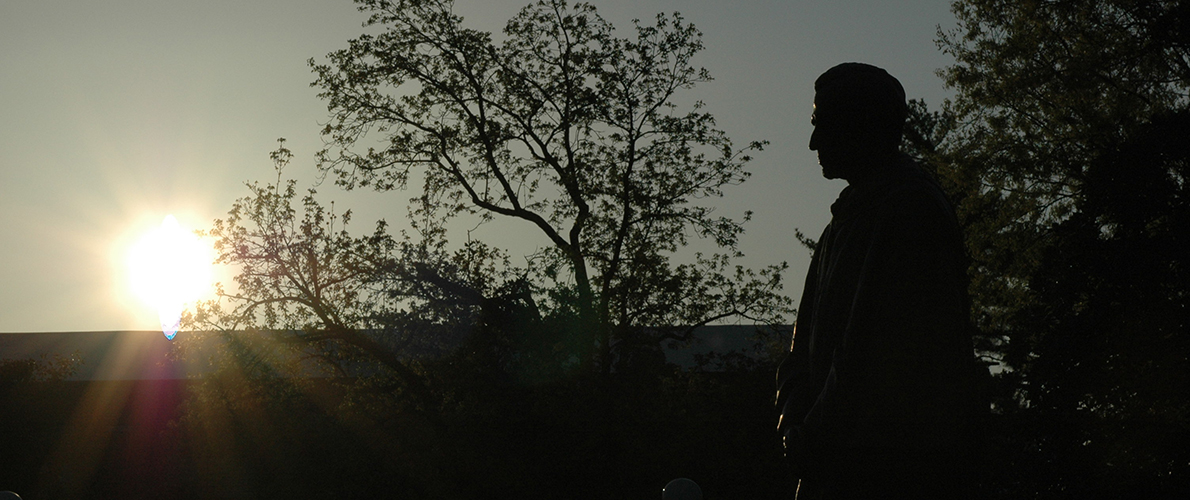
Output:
left=928, top=0, right=1190, bottom=496
left=309, top=0, right=791, bottom=372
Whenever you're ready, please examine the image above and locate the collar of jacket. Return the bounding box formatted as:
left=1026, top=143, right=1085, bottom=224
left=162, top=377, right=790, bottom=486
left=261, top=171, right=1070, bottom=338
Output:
left=829, top=153, right=921, bottom=221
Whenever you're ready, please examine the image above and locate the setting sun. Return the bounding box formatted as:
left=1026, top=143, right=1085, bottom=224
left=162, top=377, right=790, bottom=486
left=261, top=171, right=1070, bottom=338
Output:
left=126, top=215, right=213, bottom=340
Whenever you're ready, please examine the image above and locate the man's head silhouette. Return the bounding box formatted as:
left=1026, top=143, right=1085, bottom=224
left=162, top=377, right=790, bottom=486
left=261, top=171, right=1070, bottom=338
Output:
left=810, top=63, right=908, bottom=181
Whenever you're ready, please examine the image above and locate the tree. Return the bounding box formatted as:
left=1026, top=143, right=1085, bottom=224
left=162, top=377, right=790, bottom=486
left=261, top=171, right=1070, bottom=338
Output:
left=1011, top=111, right=1190, bottom=498
left=179, top=2, right=793, bottom=496
left=0, top=352, right=82, bottom=390
left=187, top=138, right=541, bottom=416
left=309, top=0, right=791, bottom=375
left=182, top=136, right=792, bottom=497
left=937, top=0, right=1189, bottom=346
left=929, top=0, right=1190, bottom=496
left=182, top=139, right=566, bottom=497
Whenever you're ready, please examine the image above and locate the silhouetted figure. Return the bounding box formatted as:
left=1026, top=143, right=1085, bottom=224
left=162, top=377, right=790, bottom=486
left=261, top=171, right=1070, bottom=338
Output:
left=776, top=63, right=979, bottom=499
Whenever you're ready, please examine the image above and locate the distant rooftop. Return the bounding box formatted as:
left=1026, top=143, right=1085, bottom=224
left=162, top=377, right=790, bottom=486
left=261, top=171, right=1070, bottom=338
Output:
left=0, top=325, right=789, bottom=381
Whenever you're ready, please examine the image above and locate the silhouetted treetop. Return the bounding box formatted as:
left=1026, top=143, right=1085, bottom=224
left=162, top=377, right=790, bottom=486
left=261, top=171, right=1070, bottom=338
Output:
left=308, top=0, right=790, bottom=374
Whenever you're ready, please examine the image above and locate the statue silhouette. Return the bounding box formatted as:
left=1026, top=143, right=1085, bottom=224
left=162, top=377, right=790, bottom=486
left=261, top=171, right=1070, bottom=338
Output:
left=776, top=63, right=980, bottom=499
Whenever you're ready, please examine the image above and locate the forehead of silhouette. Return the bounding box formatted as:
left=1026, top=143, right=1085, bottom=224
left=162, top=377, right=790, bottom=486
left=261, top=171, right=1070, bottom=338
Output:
left=813, top=63, right=906, bottom=129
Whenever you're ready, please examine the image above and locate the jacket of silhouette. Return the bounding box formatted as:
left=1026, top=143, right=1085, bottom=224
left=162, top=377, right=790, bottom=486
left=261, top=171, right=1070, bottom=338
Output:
left=776, top=153, right=977, bottom=484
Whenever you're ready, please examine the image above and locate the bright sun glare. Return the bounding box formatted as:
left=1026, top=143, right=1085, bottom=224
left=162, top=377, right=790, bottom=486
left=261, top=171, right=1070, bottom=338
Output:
left=127, top=215, right=213, bottom=340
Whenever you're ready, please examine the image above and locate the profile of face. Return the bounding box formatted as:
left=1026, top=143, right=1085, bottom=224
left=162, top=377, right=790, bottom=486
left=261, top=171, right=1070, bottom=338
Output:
left=809, top=92, right=889, bottom=181
left=810, top=95, right=860, bottom=180
left=809, top=63, right=907, bottom=182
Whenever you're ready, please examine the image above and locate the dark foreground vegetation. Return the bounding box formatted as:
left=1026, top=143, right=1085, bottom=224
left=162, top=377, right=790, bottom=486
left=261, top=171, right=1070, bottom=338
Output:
left=1, top=356, right=793, bottom=499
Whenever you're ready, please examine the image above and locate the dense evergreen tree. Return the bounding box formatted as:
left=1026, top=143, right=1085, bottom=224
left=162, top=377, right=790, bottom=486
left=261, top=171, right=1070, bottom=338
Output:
left=923, top=0, right=1189, bottom=496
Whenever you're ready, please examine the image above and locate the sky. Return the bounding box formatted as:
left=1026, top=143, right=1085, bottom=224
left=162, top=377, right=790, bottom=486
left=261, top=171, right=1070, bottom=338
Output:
left=0, top=0, right=958, bottom=333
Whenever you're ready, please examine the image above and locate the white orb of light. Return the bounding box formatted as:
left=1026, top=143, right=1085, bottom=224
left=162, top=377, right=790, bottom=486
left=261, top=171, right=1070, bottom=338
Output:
left=127, top=215, right=213, bottom=340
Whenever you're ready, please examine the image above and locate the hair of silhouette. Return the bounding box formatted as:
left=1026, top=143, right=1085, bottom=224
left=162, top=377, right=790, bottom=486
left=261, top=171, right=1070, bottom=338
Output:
left=814, top=62, right=908, bottom=149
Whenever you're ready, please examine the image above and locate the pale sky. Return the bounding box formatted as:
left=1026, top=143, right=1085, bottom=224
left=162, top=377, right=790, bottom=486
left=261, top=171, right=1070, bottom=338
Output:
left=0, top=0, right=957, bottom=333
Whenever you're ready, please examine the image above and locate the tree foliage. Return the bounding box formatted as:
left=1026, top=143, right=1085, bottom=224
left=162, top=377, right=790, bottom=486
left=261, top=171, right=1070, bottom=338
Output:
left=187, top=139, right=548, bottom=414
left=181, top=135, right=791, bottom=497
left=171, top=4, right=797, bottom=496
left=927, top=0, right=1190, bottom=496
left=179, top=3, right=793, bottom=494
left=937, top=0, right=1189, bottom=339
left=0, top=352, right=82, bottom=387
left=309, top=0, right=791, bottom=373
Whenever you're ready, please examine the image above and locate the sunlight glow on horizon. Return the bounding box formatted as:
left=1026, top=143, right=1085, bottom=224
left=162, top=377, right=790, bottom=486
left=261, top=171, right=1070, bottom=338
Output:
left=126, top=215, right=213, bottom=340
